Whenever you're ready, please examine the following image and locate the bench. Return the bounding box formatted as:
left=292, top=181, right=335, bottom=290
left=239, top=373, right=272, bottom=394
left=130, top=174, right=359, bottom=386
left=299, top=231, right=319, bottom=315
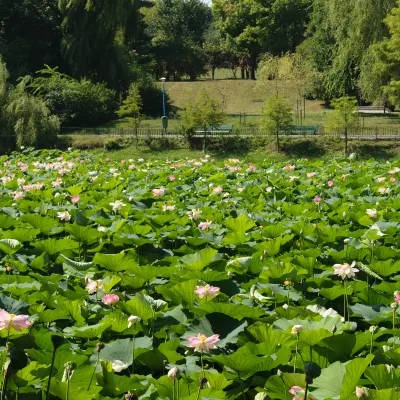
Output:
left=196, top=124, right=233, bottom=134
left=281, top=126, right=318, bottom=135
left=357, top=106, right=386, bottom=114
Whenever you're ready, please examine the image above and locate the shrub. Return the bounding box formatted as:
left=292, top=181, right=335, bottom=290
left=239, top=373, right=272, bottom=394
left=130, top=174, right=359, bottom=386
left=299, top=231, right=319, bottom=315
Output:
left=30, top=66, right=119, bottom=127
left=103, top=137, right=121, bottom=151
left=6, top=80, right=60, bottom=149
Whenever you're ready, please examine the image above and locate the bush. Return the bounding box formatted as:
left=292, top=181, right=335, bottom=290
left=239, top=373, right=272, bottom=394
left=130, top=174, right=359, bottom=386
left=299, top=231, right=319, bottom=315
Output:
left=103, top=137, right=122, bottom=151
left=6, top=80, right=60, bottom=149
left=30, top=66, right=119, bottom=127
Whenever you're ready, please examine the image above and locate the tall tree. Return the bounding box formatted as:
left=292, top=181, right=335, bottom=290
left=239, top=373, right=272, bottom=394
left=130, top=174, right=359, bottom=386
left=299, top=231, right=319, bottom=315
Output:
left=212, top=0, right=311, bottom=80
left=0, top=0, right=63, bottom=81
left=58, top=0, right=141, bottom=90
left=300, top=0, right=397, bottom=100
left=360, top=1, right=400, bottom=107
left=145, top=0, right=212, bottom=81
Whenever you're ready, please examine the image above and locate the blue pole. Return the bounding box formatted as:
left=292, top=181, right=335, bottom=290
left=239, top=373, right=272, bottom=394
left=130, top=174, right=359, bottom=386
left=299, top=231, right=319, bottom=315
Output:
left=162, top=82, right=166, bottom=117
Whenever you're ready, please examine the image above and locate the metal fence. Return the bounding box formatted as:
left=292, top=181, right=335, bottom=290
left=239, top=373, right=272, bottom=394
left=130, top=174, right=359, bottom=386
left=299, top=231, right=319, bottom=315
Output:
left=60, top=126, right=400, bottom=139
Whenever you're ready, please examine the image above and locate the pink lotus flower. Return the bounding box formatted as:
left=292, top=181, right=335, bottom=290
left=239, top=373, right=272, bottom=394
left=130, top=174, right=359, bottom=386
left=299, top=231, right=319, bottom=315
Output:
left=102, top=294, right=119, bottom=305
left=152, top=187, right=165, bottom=197
left=356, top=386, right=368, bottom=399
left=186, top=333, right=220, bottom=352
left=390, top=177, right=396, bottom=183
left=169, top=175, right=175, bottom=181
left=289, top=386, right=314, bottom=400
left=71, top=195, right=80, bottom=204
left=395, top=292, right=400, bottom=305
left=237, top=187, right=244, bottom=193
left=284, top=165, right=296, bottom=171
left=328, top=180, right=334, bottom=187
left=248, top=165, right=257, bottom=172
left=314, top=196, right=321, bottom=203
left=13, top=192, right=24, bottom=201
left=86, top=278, right=104, bottom=294
left=194, top=284, right=220, bottom=298
left=307, top=172, right=316, bottom=178
left=0, top=310, right=31, bottom=332
left=213, top=186, right=223, bottom=193
left=198, top=220, right=212, bottom=231
left=121, top=159, right=126, bottom=164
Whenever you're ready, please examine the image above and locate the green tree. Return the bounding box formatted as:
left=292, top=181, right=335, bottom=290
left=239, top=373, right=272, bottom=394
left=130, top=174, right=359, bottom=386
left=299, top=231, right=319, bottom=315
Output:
left=325, top=96, right=359, bottom=156
left=262, top=94, right=293, bottom=152
left=58, top=0, right=140, bottom=90
left=180, top=91, right=224, bottom=151
left=361, top=1, right=400, bottom=108
left=204, top=26, right=227, bottom=80
left=212, top=0, right=311, bottom=80
left=145, top=0, right=212, bottom=81
left=7, top=78, right=60, bottom=148
left=300, top=0, right=396, bottom=100
left=117, top=84, right=143, bottom=142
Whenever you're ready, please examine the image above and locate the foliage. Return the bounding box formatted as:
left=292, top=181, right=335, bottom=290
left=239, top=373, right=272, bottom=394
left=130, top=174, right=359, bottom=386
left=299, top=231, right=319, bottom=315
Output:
left=30, top=66, right=118, bottom=127
left=145, top=0, right=213, bottom=81
left=117, top=84, right=143, bottom=125
left=179, top=91, right=225, bottom=136
left=362, top=1, right=400, bottom=108
left=257, top=53, right=318, bottom=98
left=325, top=96, right=359, bottom=155
left=300, top=0, right=397, bottom=100
left=0, top=150, right=398, bottom=399
left=262, top=94, right=293, bottom=151
left=104, top=138, right=122, bottom=151
left=212, top=0, right=311, bottom=79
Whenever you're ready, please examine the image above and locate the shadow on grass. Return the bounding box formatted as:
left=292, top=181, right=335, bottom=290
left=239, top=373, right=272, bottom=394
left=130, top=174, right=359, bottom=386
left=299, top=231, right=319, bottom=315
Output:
left=350, top=142, right=397, bottom=160
left=280, top=139, right=327, bottom=158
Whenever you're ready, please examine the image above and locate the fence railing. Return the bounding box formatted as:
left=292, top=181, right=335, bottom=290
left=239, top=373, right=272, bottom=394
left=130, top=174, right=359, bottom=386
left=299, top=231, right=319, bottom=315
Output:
left=60, top=126, right=400, bottom=138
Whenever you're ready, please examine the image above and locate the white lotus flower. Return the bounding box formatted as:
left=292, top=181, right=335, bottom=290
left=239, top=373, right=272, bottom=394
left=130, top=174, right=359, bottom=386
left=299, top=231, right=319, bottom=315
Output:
left=112, top=360, right=129, bottom=372
left=128, top=315, right=141, bottom=328
left=57, top=211, right=71, bottom=221
left=110, top=200, right=126, bottom=211
left=333, top=261, right=359, bottom=280
left=366, top=209, right=377, bottom=218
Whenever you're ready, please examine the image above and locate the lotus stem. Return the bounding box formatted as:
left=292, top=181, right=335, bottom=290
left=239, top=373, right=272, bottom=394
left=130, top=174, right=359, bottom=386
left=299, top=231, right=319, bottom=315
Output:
left=132, top=332, right=136, bottom=375
left=45, top=344, right=57, bottom=400
left=87, top=350, right=100, bottom=390
left=294, top=332, right=299, bottom=373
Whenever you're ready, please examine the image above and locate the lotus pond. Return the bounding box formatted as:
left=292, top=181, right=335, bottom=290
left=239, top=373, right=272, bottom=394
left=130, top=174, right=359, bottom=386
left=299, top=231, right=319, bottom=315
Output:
left=1, top=149, right=400, bottom=399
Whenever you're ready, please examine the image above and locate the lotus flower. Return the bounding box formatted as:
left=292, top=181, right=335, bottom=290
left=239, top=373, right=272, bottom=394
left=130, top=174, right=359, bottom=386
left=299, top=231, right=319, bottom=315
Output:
left=187, top=209, right=202, bottom=220
left=128, top=315, right=141, bottom=328
left=112, top=360, right=129, bottom=372
left=85, top=278, right=104, bottom=294
left=57, top=211, right=71, bottom=221
left=110, top=200, right=126, bottom=211
left=0, top=310, right=31, bottom=332
left=152, top=187, right=165, bottom=197
left=291, top=325, right=302, bottom=334
left=289, top=386, right=315, bottom=400
left=333, top=261, right=359, bottom=280
left=194, top=284, right=220, bottom=298
left=314, top=196, right=321, bottom=203
left=168, top=366, right=181, bottom=380
left=327, top=180, right=334, bottom=187
left=102, top=294, right=119, bottom=305
left=186, top=333, right=220, bottom=352
left=366, top=208, right=377, bottom=218
left=355, top=386, right=368, bottom=399
left=71, top=195, right=80, bottom=204
left=198, top=220, right=212, bottom=231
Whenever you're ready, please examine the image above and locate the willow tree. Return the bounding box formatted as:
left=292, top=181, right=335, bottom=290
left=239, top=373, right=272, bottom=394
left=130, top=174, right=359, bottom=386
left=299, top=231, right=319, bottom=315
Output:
left=58, top=0, right=139, bottom=90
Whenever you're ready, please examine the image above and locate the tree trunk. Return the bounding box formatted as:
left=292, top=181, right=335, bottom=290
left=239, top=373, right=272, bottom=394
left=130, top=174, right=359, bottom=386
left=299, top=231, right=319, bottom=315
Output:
left=245, top=69, right=249, bottom=80
left=250, top=66, right=256, bottom=80
left=276, top=129, right=280, bottom=152
left=212, top=68, right=215, bottom=80
left=241, top=68, right=245, bottom=79
left=344, top=127, right=348, bottom=156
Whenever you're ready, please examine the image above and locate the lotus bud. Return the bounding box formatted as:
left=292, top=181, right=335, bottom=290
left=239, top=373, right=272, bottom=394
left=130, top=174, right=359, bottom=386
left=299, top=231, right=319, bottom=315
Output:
left=282, top=304, right=288, bottom=310
left=344, top=238, right=350, bottom=244
left=5, top=265, right=12, bottom=272
left=391, top=302, right=398, bottom=311
left=96, top=343, right=105, bottom=352
left=291, top=325, right=302, bottom=334
left=277, top=369, right=282, bottom=376
left=62, top=361, right=76, bottom=382
left=369, top=326, right=378, bottom=334
left=284, top=280, right=293, bottom=287
left=355, top=386, right=368, bottom=399
left=127, top=315, right=141, bottom=328
left=167, top=366, right=181, bottom=380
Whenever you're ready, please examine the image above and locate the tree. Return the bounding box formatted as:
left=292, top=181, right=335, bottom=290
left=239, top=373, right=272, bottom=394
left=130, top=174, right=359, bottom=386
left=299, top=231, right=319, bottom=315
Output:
left=299, top=0, right=397, bottom=100
left=360, top=1, right=400, bottom=108
left=212, top=0, right=311, bottom=80
left=58, top=0, right=141, bottom=90
left=325, top=96, right=359, bottom=156
left=117, top=84, right=143, bottom=142
left=262, top=94, right=293, bottom=152
left=145, top=0, right=212, bottom=81
left=179, top=91, right=224, bottom=151
left=0, top=0, right=63, bottom=82
left=203, top=26, right=227, bottom=80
